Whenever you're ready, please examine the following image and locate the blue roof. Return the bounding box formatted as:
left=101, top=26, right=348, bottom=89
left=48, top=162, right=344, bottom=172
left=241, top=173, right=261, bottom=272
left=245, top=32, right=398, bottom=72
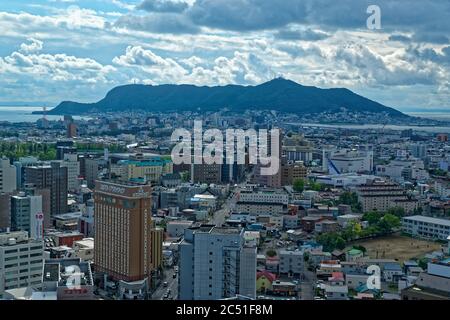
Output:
left=384, top=262, right=402, bottom=271
left=356, top=284, right=380, bottom=294
left=118, top=157, right=172, bottom=167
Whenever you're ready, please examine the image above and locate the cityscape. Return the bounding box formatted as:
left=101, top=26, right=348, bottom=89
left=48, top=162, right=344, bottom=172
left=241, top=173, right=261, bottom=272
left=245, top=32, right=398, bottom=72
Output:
left=0, top=0, right=450, bottom=308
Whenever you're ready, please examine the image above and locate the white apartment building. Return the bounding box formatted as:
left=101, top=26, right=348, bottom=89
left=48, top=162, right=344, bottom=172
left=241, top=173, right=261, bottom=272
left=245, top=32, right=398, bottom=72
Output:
left=235, top=202, right=285, bottom=216
left=238, top=189, right=289, bottom=205
left=402, top=215, right=450, bottom=241
left=179, top=225, right=256, bottom=300
left=0, top=231, right=44, bottom=298
left=0, top=157, right=17, bottom=193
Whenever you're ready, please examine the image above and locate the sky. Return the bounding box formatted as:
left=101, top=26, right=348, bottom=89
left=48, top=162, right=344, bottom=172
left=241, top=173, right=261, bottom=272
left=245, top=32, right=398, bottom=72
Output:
left=0, top=0, right=449, bottom=112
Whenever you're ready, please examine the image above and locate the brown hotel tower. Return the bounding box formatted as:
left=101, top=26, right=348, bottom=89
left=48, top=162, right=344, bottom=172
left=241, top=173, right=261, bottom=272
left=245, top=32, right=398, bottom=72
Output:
left=94, top=180, right=152, bottom=283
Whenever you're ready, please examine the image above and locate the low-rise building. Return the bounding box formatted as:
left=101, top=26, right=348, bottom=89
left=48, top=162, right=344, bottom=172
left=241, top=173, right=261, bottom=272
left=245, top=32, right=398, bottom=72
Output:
left=279, top=250, right=303, bottom=275
left=402, top=215, right=450, bottom=241
left=42, top=258, right=94, bottom=300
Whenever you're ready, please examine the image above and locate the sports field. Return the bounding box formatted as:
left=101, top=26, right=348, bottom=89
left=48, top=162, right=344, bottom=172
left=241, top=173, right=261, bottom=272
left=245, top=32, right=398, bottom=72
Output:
left=348, top=235, right=442, bottom=261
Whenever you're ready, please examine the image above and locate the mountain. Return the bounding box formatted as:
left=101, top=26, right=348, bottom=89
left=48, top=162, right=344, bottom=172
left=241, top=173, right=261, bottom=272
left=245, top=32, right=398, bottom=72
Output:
left=45, top=78, right=406, bottom=117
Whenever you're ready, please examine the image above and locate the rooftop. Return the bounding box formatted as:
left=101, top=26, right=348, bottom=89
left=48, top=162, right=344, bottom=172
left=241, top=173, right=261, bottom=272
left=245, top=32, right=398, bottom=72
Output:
left=403, top=215, right=450, bottom=227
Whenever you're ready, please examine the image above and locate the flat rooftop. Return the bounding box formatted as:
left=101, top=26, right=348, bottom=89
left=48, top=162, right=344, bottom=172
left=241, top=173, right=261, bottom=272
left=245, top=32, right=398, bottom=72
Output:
left=403, top=215, right=450, bottom=227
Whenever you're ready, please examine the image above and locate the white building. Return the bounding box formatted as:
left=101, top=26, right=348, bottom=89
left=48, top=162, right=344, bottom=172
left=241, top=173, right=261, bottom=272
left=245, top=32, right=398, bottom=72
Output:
left=402, top=215, right=450, bottom=241
left=323, top=147, right=373, bottom=174
left=0, top=231, right=44, bottom=298
left=0, top=157, right=17, bottom=193
left=376, top=158, right=429, bottom=183
left=316, top=174, right=378, bottom=188
left=60, top=154, right=80, bottom=192
left=179, top=225, right=256, bottom=300
left=72, top=238, right=94, bottom=261
left=11, top=193, right=44, bottom=240
left=235, top=202, right=285, bottom=216
left=238, top=189, right=289, bottom=205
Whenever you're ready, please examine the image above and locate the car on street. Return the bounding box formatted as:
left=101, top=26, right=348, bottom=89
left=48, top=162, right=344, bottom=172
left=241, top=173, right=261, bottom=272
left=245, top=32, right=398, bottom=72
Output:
left=163, top=281, right=168, bottom=287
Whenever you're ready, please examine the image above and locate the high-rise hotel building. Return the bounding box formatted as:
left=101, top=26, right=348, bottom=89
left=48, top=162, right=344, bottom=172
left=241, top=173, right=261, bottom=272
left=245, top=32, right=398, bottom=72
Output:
left=94, top=180, right=152, bottom=283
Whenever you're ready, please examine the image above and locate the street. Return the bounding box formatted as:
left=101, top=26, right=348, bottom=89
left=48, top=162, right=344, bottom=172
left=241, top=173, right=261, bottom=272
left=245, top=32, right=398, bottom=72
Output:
left=151, top=268, right=178, bottom=300
left=209, top=187, right=239, bottom=226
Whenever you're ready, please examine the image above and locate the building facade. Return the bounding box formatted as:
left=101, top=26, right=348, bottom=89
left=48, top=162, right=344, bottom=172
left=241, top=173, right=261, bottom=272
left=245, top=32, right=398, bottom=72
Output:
left=25, top=162, right=68, bottom=215
left=0, top=231, right=44, bottom=298
left=402, top=215, right=450, bottom=241
left=0, top=157, right=16, bottom=193
left=179, top=225, right=256, bottom=300
left=94, top=180, right=153, bottom=283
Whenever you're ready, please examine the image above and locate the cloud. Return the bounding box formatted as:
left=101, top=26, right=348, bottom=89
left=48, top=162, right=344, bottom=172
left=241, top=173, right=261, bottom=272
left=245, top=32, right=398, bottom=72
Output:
left=113, top=45, right=188, bottom=81
left=19, top=38, right=44, bottom=54
left=137, top=0, right=189, bottom=13
left=389, top=34, right=412, bottom=43
left=187, top=0, right=307, bottom=31
left=115, top=13, right=199, bottom=34
left=275, top=28, right=329, bottom=41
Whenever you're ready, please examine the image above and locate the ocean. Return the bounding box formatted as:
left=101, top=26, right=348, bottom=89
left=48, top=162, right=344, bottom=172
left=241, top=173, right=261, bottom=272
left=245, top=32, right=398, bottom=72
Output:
left=0, top=106, right=88, bottom=123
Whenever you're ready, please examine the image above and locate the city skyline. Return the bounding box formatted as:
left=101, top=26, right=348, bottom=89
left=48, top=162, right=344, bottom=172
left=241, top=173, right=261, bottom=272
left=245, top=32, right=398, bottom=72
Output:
left=0, top=0, right=449, bottom=111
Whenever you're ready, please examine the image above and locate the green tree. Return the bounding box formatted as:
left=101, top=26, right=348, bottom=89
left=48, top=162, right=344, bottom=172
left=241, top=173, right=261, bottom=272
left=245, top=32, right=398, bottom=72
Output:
left=386, top=207, right=406, bottom=218
left=362, top=211, right=383, bottom=225
left=266, top=249, right=277, bottom=257
left=293, top=178, right=305, bottom=193
left=379, top=213, right=401, bottom=233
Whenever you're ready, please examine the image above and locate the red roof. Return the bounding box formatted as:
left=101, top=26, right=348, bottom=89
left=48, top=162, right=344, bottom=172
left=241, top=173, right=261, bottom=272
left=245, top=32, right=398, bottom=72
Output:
left=329, top=272, right=344, bottom=282
left=257, top=271, right=277, bottom=282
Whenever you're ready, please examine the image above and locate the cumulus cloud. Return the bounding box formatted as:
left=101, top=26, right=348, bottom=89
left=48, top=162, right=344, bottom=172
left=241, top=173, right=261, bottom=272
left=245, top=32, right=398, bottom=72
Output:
left=0, top=0, right=449, bottom=109
left=19, top=38, right=44, bottom=54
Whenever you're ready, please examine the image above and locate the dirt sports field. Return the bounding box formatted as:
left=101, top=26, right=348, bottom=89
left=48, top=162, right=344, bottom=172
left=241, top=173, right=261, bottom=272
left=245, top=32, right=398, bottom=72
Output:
left=348, top=235, right=442, bottom=261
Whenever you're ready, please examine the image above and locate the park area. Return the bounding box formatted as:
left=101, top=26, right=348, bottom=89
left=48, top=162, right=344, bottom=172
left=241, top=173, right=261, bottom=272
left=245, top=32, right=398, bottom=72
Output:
left=349, top=234, right=442, bottom=261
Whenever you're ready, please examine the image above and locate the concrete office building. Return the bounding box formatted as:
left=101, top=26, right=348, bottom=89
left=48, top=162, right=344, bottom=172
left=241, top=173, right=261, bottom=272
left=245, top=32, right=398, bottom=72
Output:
left=179, top=225, right=256, bottom=300
left=0, top=193, right=11, bottom=230
left=13, top=156, right=39, bottom=189
left=25, top=162, right=68, bottom=215
left=60, top=153, right=80, bottom=192
left=94, top=180, right=153, bottom=283
left=191, top=163, right=222, bottom=185
left=11, top=193, right=44, bottom=239
left=281, top=161, right=307, bottom=186
left=0, top=157, right=16, bottom=193
left=0, top=231, right=44, bottom=298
